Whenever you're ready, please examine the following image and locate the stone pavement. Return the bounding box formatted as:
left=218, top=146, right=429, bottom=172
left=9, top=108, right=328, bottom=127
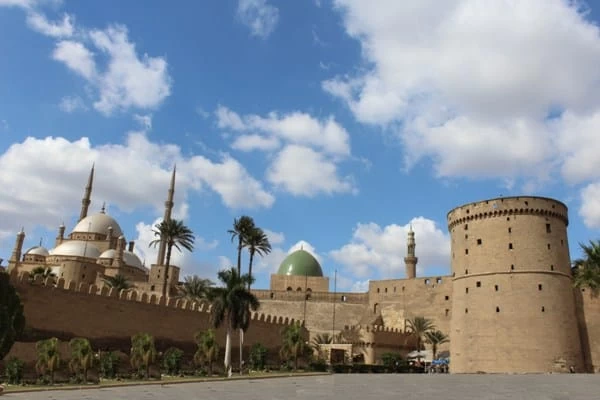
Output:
left=6, top=374, right=600, bottom=400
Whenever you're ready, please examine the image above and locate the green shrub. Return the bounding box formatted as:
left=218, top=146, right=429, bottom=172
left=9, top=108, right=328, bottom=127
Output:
left=249, top=343, right=268, bottom=370
left=162, top=347, right=184, bottom=375
left=99, top=351, right=120, bottom=379
left=308, top=358, right=328, bottom=372
left=5, top=357, right=24, bottom=384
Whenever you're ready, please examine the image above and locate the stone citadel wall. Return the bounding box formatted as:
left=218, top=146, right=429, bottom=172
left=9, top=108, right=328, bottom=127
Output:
left=448, top=196, right=584, bottom=373
left=576, top=289, right=600, bottom=372
left=6, top=271, right=306, bottom=365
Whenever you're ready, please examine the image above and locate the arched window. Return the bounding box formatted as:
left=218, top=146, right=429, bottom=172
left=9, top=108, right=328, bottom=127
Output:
left=286, top=286, right=292, bottom=292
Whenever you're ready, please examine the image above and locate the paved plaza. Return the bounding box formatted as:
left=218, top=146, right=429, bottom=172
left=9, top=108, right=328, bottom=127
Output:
left=6, top=374, right=600, bottom=400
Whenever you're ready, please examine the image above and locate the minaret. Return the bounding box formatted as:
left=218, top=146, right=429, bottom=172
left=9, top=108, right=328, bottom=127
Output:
left=156, top=165, right=176, bottom=266
left=55, top=222, right=65, bottom=247
left=114, top=236, right=125, bottom=268
left=9, top=228, right=25, bottom=267
left=404, top=225, right=418, bottom=279
left=79, top=164, right=95, bottom=222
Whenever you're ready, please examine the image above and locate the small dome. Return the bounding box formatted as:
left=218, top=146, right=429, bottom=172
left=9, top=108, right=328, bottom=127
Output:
left=25, top=246, right=49, bottom=257
left=72, top=213, right=123, bottom=237
left=99, top=249, right=144, bottom=270
left=50, top=240, right=101, bottom=258
left=277, top=249, right=323, bottom=277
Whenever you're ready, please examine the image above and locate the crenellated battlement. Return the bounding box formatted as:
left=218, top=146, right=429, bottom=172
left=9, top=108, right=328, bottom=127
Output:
left=9, top=270, right=301, bottom=328
left=341, top=323, right=413, bottom=348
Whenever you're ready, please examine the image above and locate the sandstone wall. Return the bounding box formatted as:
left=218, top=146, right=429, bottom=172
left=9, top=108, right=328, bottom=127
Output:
left=7, top=272, right=305, bottom=365
left=577, top=289, right=600, bottom=372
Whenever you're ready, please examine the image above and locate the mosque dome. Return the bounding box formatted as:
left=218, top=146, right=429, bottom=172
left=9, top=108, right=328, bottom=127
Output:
left=49, top=241, right=101, bottom=258
left=98, top=249, right=145, bottom=270
left=277, top=249, right=323, bottom=277
left=72, top=213, right=123, bottom=237
left=24, top=246, right=49, bottom=257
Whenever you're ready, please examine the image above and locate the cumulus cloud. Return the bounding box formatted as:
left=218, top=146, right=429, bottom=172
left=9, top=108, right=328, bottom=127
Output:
left=330, top=217, right=450, bottom=279
left=133, top=114, right=152, bottom=130
left=26, top=11, right=74, bottom=37
left=580, top=183, right=600, bottom=229
left=326, top=0, right=600, bottom=189
left=267, top=145, right=355, bottom=197
left=59, top=95, right=87, bottom=113
left=0, top=133, right=274, bottom=237
left=52, top=40, right=96, bottom=80
left=236, top=0, right=279, bottom=39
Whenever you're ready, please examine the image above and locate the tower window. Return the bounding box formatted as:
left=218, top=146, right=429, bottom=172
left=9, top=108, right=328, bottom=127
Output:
left=494, top=285, right=499, bottom=291
left=402, top=286, right=405, bottom=292
left=465, top=249, right=469, bottom=255
left=507, top=217, right=510, bottom=221
left=394, top=287, right=396, bottom=292
left=546, top=223, right=551, bottom=233
left=496, top=307, right=500, bottom=313
left=547, top=244, right=551, bottom=250
left=385, top=288, right=388, bottom=293
left=425, top=279, right=430, bottom=285
left=509, top=243, right=513, bottom=250
left=511, top=264, right=515, bottom=270
left=525, top=201, right=529, bottom=206
left=550, top=265, right=554, bottom=271
left=477, top=239, right=482, bottom=245
left=476, top=281, right=481, bottom=287
left=445, top=295, right=449, bottom=301
left=465, top=234, right=468, bottom=239
left=508, top=227, right=512, bottom=233
left=561, top=240, right=564, bottom=246
left=541, top=306, right=545, bottom=312
left=465, top=308, right=468, bottom=314
left=465, top=287, right=469, bottom=294
left=464, top=224, right=468, bottom=230
left=538, top=284, right=543, bottom=291
left=445, top=309, right=449, bottom=316
left=436, top=278, right=442, bottom=284
left=377, top=288, right=380, bottom=293
left=465, top=269, right=469, bottom=275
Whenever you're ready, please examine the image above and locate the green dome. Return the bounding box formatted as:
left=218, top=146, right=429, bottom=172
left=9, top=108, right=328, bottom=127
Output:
left=277, top=249, right=323, bottom=277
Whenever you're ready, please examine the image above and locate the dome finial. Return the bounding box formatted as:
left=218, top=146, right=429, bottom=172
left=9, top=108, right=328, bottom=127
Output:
left=39, top=237, right=43, bottom=246
left=100, top=202, right=106, bottom=214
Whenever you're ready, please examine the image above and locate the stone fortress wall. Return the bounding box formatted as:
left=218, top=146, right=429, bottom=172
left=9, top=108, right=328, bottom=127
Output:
left=6, top=271, right=307, bottom=366
left=448, top=196, right=584, bottom=373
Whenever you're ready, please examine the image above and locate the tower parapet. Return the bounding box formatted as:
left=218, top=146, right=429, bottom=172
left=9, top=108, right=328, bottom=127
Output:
left=448, top=196, right=583, bottom=373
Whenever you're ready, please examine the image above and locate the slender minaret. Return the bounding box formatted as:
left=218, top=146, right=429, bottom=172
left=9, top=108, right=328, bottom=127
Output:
left=55, top=222, right=65, bottom=247
left=156, top=165, right=176, bottom=266
left=404, top=225, right=418, bottom=279
left=9, top=228, right=25, bottom=265
left=79, top=164, right=95, bottom=222
left=114, top=236, right=125, bottom=267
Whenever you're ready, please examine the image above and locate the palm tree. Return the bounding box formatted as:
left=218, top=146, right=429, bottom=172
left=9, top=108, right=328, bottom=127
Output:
left=102, top=274, right=132, bottom=292
left=207, top=268, right=260, bottom=377
left=149, top=219, right=195, bottom=297
left=406, top=316, right=435, bottom=351
left=573, top=240, right=600, bottom=295
left=310, top=333, right=333, bottom=360
left=246, top=227, right=272, bottom=290
left=130, top=333, right=157, bottom=379
left=228, top=216, right=255, bottom=276
left=30, top=266, right=56, bottom=282
left=194, top=329, right=219, bottom=376
left=68, top=337, right=94, bottom=383
left=424, top=330, right=449, bottom=360
left=280, top=322, right=306, bottom=371
left=35, top=337, right=61, bottom=384
left=178, top=275, right=214, bottom=302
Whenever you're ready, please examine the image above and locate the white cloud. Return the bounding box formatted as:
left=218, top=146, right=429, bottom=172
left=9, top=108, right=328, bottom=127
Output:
left=351, top=279, right=369, bottom=292
left=330, top=217, right=450, bottom=279
left=196, top=106, right=210, bottom=119
left=0, top=133, right=274, bottom=237
left=327, top=0, right=600, bottom=184
left=216, top=106, right=350, bottom=156
left=0, top=0, right=34, bottom=7
left=231, top=134, right=280, bottom=152
left=267, top=145, right=355, bottom=197
left=59, top=95, right=87, bottom=113
left=89, top=25, right=171, bottom=115
left=580, top=182, right=600, bottom=229
left=132, top=219, right=192, bottom=270
left=236, top=0, right=279, bottom=39
left=263, top=229, right=284, bottom=245
left=26, top=11, right=74, bottom=38
left=53, top=40, right=96, bottom=80
left=133, top=114, right=152, bottom=130
left=218, top=255, right=234, bottom=270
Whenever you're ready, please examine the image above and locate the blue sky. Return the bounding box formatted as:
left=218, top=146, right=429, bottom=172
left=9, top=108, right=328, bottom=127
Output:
left=2, top=0, right=600, bottom=292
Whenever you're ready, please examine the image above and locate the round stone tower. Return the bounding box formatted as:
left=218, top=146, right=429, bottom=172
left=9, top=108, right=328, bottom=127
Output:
left=447, top=196, right=583, bottom=373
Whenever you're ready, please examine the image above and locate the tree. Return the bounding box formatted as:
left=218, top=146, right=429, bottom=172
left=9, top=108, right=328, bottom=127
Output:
left=406, top=316, right=435, bottom=351
left=424, top=330, right=449, bottom=360
left=35, top=337, right=61, bottom=385
left=68, top=337, right=94, bottom=383
left=228, top=216, right=255, bottom=276
left=245, top=227, right=272, bottom=290
left=102, top=274, right=132, bottom=292
left=30, top=266, right=56, bottom=282
left=280, top=322, right=306, bottom=371
left=573, top=240, right=600, bottom=295
left=149, top=219, right=195, bottom=297
left=130, top=333, right=157, bottom=379
left=0, top=272, right=25, bottom=361
left=207, top=268, right=260, bottom=377
left=194, top=329, right=219, bottom=376
left=178, top=275, right=214, bottom=302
